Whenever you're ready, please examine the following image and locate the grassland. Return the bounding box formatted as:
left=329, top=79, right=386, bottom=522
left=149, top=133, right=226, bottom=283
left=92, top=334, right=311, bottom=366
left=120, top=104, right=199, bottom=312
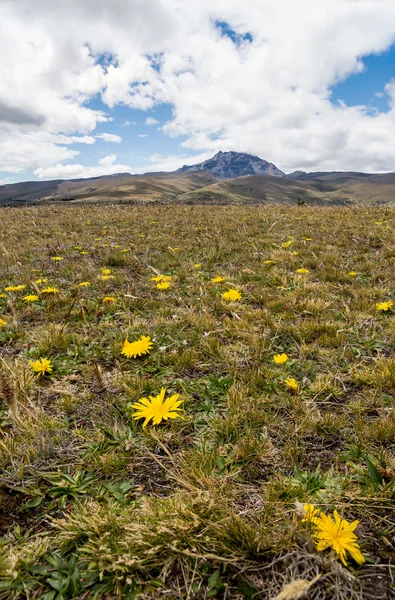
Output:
left=0, top=203, right=394, bottom=599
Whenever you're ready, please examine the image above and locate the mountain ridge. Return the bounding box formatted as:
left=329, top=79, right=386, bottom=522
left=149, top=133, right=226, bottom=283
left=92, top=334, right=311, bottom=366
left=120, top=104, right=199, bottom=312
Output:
left=1, top=151, right=395, bottom=206
left=177, top=150, right=285, bottom=179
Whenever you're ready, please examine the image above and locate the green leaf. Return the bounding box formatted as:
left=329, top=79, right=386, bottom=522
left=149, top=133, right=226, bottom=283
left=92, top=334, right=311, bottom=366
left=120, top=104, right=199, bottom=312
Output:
left=22, top=495, right=45, bottom=510
left=366, top=455, right=384, bottom=486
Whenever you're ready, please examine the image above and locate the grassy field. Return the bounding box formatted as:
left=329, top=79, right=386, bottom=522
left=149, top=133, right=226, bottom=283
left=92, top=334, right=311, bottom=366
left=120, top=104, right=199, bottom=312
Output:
left=0, top=203, right=394, bottom=599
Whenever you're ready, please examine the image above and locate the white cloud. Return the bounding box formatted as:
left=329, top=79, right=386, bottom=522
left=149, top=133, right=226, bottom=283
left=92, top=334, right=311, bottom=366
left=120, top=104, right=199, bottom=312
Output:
left=3, top=0, right=395, bottom=176
left=34, top=154, right=130, bottom=179
left=145, top=117, right=159, bottom=125
left=138, top=134, right=149, bottom=138
left=145, top=152, right=212, bottom=172
left=97, top=132, right=122, bottom=142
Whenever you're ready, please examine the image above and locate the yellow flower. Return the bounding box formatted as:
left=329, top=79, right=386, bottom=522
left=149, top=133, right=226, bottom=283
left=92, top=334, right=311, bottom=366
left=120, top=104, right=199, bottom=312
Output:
left=222, top=289, right=242, bottom=302
left=34, top=278, right=48, bottom=285
left=30, top=358, right=53, bottom=377
left=23, top=295, right=40, bottom=303
left=0, top=318, right=7, bottom=327
left=348, top=271, right=358, bottom=277
left=301, top=503, right=321, bottom=525
left=376, top=300, right=393, bottom=312
left=281, top=240, right=293, bottom=249
left=121, top=249, right=130, bottom=253
left=100, top=275, right=115, bottom=281
left=121, top=335, right=153, bottom=359
left=211, top=276, right=226, bottom=283
left=314, top=510, right=365, bottom=566
left=103, top=296, right=116, bottom=303
left=296, top=268, right=309, bottom=274
left=51, top=256, right=63, bottom=261
left=131, top=387, right=183, bottom=427
left=102, top=268, right=112, bottom=275
left=290, top=251, right=299, bottom=255
left=156, top=281, right=171, bottom=290
left=263, top=259, right=275, bottom=264
left=303, top=236, right=313, bottom=241
left=4, top=285, right=26, bottom=292
left=273, top=353, right=289, bottom=364
left=0, top=293, right=6, bottom=298
left=194, top=263, right=201, bottom=268
left=41, top=287, right=60, bottom=294
left=78, top=281, right=91, bottom=287
left=80, top=251, right=89, bottom=255
left=284, top=377, right=298, bottom=391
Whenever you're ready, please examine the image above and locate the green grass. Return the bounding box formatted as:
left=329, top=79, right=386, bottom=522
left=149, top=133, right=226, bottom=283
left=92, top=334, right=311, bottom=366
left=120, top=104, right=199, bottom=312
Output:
left=0, top=203, right=394, bottom=599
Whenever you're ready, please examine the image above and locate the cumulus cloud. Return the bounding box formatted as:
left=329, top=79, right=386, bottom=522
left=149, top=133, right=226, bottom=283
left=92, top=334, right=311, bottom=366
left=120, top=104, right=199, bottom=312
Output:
left=34, top=154, right=130, bottom=180
left=145, top=117, right=159, bottom=126
left=97, top=133, right=122, bottom=142
left=3, top=0, right=395, bottom=177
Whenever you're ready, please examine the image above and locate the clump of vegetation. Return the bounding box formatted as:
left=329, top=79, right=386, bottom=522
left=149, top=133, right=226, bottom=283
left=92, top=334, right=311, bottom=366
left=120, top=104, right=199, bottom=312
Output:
left=0, top=203, right=394, bottom=599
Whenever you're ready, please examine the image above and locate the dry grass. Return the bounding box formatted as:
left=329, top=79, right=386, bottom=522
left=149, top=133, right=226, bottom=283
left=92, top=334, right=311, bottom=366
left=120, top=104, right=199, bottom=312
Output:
left=0, top=203, right=394, bottom=599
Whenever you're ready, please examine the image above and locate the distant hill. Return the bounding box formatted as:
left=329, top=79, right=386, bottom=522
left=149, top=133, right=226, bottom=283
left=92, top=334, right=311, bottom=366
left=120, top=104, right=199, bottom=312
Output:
left=177, top=151, right=285, bottom=179
left=0, top=172, right=218, bottom=206
left=1, top=151, right=395, bottom=206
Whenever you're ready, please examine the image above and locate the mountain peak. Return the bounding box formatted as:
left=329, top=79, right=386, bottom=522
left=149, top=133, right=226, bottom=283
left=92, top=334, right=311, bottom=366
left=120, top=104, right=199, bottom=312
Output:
left=177, top=151, right=284, bottom=179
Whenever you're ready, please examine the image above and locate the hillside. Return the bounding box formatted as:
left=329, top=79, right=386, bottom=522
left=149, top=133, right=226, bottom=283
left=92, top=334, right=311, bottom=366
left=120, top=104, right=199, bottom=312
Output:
left=0, top=172, right=219, bottom=206
left=1, top=151, right=395, bottom=206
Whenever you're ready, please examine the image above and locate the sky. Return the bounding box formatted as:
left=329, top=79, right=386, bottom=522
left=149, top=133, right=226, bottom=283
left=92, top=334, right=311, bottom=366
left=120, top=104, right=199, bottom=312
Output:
left=2, top=0, right=395, bottom=184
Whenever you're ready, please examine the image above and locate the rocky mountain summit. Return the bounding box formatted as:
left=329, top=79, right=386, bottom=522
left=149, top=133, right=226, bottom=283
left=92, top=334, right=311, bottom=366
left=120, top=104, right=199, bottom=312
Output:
left=177, top=151, right=285, bottom=180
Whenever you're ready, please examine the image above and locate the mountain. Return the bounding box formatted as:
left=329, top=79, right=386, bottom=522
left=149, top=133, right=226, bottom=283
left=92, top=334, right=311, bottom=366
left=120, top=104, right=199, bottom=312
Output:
left=177, top=151, right=285, bottom=179
left=1, top=152, right=395, bottom=206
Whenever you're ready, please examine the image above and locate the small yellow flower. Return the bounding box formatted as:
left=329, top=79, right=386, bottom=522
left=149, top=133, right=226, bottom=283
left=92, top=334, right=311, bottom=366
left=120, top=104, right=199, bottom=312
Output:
left=156, top=281, right=171, bottom=290
left=222, top=289, right=242, bottom=302
left=51, top=256, right=63, bottom=261
left=30, top=358, right=53, bottom=377
left=121, top=335, right=153, bottom=359
left=103, top=296, right=116, bottom=303
left=0, top=318, right=7, bottom=327
left=100, top=275, right=115, bottom=281
left=314, top=510, right=365, bottom=566
left=194, top=263, right=201, bottom=269
left=281, top=240, right=293, bottom=249
left=303, top=236, right=313, bottom=241
left=80, top=251, right=89, bottom=255
left=4, top=285, right=26, bottom=292
left=211, top=276, right=226, bottom=283
left=301, top=503, right=321, bottom=524
left=296, top=268, right=309, bottom=274
left=290, top=251, right=299, bottom=255
left=23, top=295, right=40, bottom=303
left=121, top=249, right=130, bottom=253
left=376, top=300, right=393, bottom=312
left=284, top=377, right=298, bottom=391
left=0, top=293, right=6, bottom=299
left=41, top=287, right=60, bottom=294
left=102, top=268, right=112, bottom=275
left=273, top=353, right=289, bottom=365
left=348, top=271, right=358, bottom=277
left=131, top=387, right=183, bottom=427
left=34, top=278, right=48, bottom=285
left=78, top=281, right=91, bottom=287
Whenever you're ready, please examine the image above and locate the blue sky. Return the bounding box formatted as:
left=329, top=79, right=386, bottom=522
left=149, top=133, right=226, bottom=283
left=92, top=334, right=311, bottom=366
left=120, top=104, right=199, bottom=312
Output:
left=331, top=45, right=395, bottom=113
